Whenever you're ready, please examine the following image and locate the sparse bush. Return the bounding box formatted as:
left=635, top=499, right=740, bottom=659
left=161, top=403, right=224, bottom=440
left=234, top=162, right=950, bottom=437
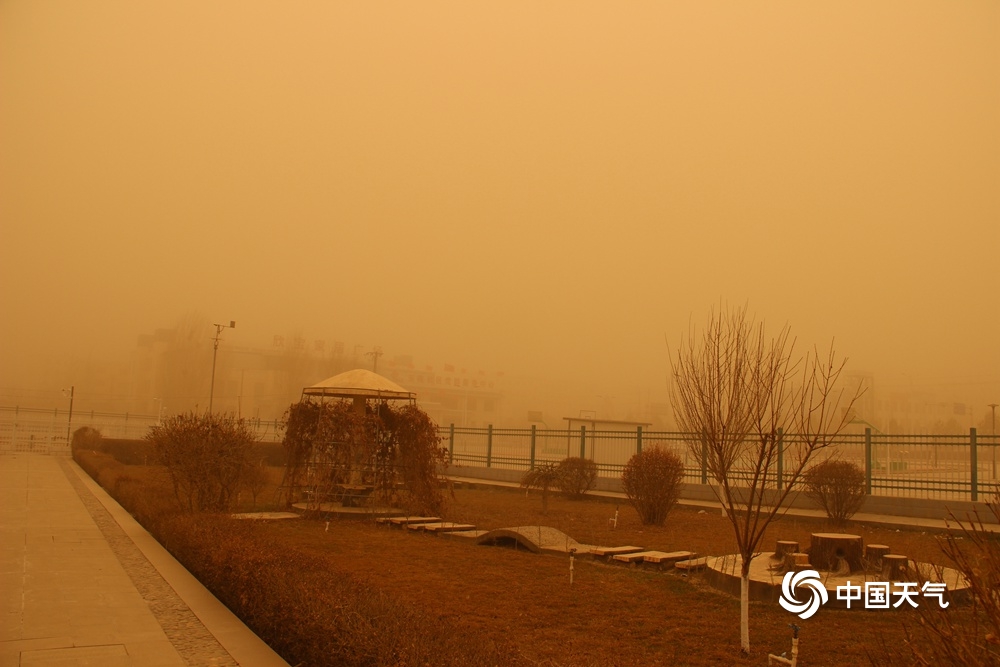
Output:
left=803, top=459, right=866, bottom=525
left=147, top=412, right=258, bottom=512
left=621, top=448, right=685, bottom=526
left=71, top=426, right=102, bottom=451
left=245, top=460, right=269, bottom=509
left=520, top=463, right=561, bottom=514
left=556, top=456, right=598, bottom=499
left=251, top=442, right=286, bottom=466
left=869, top=500, right=1000, bottom=667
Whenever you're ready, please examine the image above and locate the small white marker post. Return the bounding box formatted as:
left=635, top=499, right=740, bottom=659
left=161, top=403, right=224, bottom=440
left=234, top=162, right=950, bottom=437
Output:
left=569, top=548, right=577, bottom=585
left=325, top=521, right=330, bottom=532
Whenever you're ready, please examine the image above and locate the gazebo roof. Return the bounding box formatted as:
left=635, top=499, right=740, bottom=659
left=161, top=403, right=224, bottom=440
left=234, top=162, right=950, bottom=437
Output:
left=302, top=368, right=415, bottom=401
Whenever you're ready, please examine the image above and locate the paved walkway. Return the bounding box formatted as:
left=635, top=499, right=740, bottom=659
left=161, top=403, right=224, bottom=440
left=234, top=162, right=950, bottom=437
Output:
left=0, top=454, right=288, bottom=667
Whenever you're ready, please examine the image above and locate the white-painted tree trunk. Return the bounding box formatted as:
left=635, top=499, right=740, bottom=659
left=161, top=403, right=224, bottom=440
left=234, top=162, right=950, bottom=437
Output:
left=741, top=574, right=750, bottom=653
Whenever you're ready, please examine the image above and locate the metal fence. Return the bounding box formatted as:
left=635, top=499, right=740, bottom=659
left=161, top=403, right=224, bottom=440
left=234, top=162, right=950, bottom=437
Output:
left=440, top=424, right=1000, bottom=502
left=0, top=406, right=284, bottom=455
left=4, top=406, right=996, bottom=503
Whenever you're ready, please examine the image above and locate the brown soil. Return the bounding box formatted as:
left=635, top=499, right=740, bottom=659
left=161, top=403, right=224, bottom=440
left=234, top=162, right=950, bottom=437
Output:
left=258, top=484, right=954, bottom=666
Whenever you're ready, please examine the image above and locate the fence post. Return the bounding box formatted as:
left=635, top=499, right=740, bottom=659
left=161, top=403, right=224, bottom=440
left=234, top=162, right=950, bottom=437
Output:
left=530, top=425, right=536, bottom=469
left=971, top=427, right=978, bottom=502
left=776, top=427, right=784, bottom=490
left=701, top=439, right=708, bottom=484
left=580, top=425, right=586, bottom=459
left=864, top=428, right=872, bottom=495
left=448, top=423, right=455, bottom=465
left=486, top=424, right=493, bottom=468
left=636, top=426, right=643, bottom=455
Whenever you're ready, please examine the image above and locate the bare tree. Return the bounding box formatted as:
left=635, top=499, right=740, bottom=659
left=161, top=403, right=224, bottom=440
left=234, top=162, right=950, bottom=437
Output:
left=670, top=304, right=861, bottom=655
left=521, top=464, right=561, bottom=515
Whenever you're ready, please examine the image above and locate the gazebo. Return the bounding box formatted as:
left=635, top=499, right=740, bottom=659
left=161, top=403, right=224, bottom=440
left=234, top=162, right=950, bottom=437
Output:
left=287, top=369, right=417, bottom=510
left=302, top=368, right=416, bottom=409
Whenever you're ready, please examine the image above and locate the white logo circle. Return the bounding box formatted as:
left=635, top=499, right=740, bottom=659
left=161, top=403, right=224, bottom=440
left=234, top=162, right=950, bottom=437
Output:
left=779, top=569, right=829, bottom=619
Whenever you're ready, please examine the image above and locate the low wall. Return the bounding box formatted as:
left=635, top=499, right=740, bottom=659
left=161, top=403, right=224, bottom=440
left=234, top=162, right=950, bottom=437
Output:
left=444, top=465, right=999, bottom=524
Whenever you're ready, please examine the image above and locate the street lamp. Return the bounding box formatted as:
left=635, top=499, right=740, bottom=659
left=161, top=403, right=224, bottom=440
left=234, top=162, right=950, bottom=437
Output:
left=208, top=321, right=235, bottom=414
left=61, top=386, right=74, bottom=446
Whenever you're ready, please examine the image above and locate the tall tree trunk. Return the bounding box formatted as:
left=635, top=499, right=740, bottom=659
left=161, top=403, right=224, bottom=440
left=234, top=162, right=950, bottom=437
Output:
left=741, top=571, right=750, bottom=653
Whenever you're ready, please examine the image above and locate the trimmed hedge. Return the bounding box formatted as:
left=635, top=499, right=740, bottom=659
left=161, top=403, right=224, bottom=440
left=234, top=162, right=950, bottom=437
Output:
left=72, top=448, right=522, bottom=667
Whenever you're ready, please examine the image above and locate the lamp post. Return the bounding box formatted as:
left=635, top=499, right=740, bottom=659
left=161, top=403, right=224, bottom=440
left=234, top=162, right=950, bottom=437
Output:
left=209, top=321, right=236, bottom=415
left=62, top=386, right=74, bottom=446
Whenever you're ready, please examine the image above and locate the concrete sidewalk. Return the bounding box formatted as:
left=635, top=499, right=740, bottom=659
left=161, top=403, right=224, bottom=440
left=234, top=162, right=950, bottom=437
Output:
left=0, top=454, right=289, bottom=667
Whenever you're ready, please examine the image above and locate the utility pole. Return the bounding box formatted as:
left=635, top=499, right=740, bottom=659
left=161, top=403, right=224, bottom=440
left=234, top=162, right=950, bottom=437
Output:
left=62, top=386, right=74, bottom=446
left=366, top=346, right=383, bottom=373
left=989, top=403, right=998, bottom=480
left=209, top=321, right=236, bottom=414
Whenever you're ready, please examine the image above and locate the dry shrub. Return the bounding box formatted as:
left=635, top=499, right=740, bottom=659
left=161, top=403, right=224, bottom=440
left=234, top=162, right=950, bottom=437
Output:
left=147, top=412, right=258, bottom=512
left=73, top=448, right=176, bottom=523
left=74, top=447, right=524, bottom=667
left=71, top=426, right=102, bottom=451
left=99, top=438, right=152, bottom=465
left=556, top=456, right=598, bottom=499
left=869, top=501, right=1000, bottom=667
left=622, top=448, right=684, bottom=526
left=803, top=459, right=866, bottom=525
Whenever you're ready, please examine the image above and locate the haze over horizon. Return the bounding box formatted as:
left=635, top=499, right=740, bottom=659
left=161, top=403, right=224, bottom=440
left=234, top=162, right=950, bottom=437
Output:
left=2, top=2, right=997, bottom=421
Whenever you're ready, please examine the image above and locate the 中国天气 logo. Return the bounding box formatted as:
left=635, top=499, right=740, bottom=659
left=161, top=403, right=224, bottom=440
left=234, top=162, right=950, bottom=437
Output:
left=778, top=570, right=829, bottom=619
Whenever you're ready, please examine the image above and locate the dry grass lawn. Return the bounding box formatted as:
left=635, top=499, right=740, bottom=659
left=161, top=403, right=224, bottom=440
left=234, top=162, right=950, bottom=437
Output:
left=257, top=483, right=958, bottom=666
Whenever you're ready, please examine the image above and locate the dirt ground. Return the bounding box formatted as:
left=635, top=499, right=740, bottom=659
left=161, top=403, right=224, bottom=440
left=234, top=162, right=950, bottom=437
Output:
left=254, top=483, right=958, bottom=666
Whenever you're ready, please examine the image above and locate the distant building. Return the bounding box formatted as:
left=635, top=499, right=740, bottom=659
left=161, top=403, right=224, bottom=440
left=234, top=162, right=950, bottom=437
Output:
left=379, top=355, right=504, bottom=428
left=130, top=332, right=505, bottom=426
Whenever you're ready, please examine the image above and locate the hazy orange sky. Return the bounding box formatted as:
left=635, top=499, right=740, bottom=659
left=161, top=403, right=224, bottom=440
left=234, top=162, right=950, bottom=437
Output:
left=1, top=1, right=997, bottom=416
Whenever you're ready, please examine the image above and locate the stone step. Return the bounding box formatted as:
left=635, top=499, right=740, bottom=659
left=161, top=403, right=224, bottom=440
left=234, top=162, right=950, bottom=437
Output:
left=406, top=522, right=477, bottom=533
left=377, top=516, right=442, bottom=526
left=675, top=557, right=708, bottom=571
left=590, top=546, right=644, bottom=561
left=439, top=529, right=490, bottom=542
left=612, top=551, right=659, bottom=564
left=612, top=550, right=697, bottom=566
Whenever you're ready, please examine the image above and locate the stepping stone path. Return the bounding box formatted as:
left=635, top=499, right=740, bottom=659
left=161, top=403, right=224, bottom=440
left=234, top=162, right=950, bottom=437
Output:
left=374, top=516, right=705, bottom=577
left=612, top=550, right=697, bottom=569
left=374, top=516, right=486, bottom=541
left=590, top=546, right=644, bottom=562
left=477, top=526, right=597, bottom=555
left=440, top=529, right=490, bottom=542
left=674, top=557, right=709, bottom=571
left=376, top=516, right=442, bottom=526
left=405, top=522, right=477, bottom=533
